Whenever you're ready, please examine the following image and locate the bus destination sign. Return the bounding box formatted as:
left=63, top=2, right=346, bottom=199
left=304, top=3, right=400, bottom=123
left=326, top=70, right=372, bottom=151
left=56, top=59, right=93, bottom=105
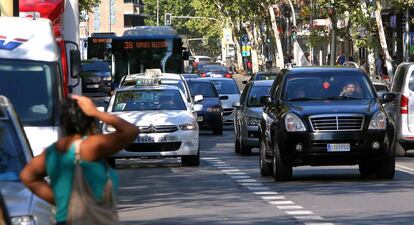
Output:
left=123, top=41, right=168, bottom=49
left=92, top=38, right=112, bottom=44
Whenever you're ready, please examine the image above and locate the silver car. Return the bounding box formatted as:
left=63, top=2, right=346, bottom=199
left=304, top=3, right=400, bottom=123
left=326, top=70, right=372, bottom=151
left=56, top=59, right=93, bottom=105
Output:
left=0, top=96, right=54, bottom=225
left=207, top=78, right=241, bottom=124
left=234, top=80, right=273, bottom=155
left=384, top=63, right=414, bottom=156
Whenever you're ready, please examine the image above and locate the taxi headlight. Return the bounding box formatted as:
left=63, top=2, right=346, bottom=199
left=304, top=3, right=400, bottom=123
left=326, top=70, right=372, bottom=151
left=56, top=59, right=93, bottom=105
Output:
left=285, top=113, right=306, bottom=132
left=248, top=117, right=260, bottom=126
left=369, top=111, right=386, bottom=130
left=11, top=216, right=35, bottom=225
left=207, top=106, right=221, bottom=112
left=180, top=123, right=197, bottom=130
left=104, top=125, right=116, bottom=133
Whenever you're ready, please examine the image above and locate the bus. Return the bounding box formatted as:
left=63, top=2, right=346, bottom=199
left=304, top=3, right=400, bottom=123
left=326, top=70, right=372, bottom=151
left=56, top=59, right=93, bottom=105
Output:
left=87, top=32, right=116, bottom=60
left=110, top=26, right=189, bottom=86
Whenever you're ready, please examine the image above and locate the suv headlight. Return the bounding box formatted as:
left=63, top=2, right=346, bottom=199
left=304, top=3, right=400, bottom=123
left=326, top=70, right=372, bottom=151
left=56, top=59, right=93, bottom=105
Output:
left=103, top=76, right=112, bottom=81
left=180, top=122, right=197, bottom=130
left=11, top=216, right=35, bottom=225
left=248, top=117, right=260, bottom=126
left=368, top=111, right=386, bottom=130
left=285, top=113, right=306, bottom=132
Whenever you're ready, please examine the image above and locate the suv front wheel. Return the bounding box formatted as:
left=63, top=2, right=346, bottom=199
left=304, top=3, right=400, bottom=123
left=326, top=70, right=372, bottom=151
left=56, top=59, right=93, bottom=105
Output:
left=272, top=142, right=292, bottom=181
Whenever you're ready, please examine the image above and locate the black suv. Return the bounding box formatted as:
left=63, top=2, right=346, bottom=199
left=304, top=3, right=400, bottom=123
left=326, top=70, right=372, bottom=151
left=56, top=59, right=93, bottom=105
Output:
left=259, top=67, right=397, bottom=181
left=81, top=59, right=112, bottom=95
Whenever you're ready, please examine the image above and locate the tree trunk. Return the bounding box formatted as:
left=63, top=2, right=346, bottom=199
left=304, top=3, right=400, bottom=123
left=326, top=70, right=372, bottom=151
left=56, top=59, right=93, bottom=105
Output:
left=360, top=0, right=375, bottom=75
left=268, top=4, right=284, bottom=68
left=375, top=0, right=394, bottom=79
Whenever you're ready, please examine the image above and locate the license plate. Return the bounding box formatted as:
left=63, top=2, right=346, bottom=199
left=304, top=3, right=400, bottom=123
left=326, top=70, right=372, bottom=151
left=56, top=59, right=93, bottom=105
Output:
left=197, top=116, right=204, bottom=122
left=327, top=143, right=350, bottom=152
left=87, top=84, right=99, bottom=88
left=211, top=74, right=221, bottom=78
left=137, top=135, right=177, bottom=143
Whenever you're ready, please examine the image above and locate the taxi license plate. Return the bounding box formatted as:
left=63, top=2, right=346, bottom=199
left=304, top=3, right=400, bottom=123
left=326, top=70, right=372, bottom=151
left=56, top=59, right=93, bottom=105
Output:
left=197, top=116, right=203, bottom=122
left=327, top=143, right=350, bottom=152
left=87, top=84, right=99, bottom=88
left=137, top=135, right=176, bottom=143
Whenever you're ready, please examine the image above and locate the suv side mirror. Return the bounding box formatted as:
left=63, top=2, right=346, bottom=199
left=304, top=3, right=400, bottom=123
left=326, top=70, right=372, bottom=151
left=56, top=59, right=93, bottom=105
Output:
left=183, top=50, right=190, bottom=60
left=194, top=95, right=203, bottom=103
left=381, top=92, right=396, bottom=104
left=70, top=49, right=81, bottom=78
left=260, top=95, right=272, bottom=106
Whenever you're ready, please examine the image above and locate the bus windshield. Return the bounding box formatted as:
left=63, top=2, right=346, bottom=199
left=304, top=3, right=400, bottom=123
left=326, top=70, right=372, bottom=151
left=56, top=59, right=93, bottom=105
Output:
left=0, top=59, right=58, bottom=126
left=111, top=37, right=184, bottom=85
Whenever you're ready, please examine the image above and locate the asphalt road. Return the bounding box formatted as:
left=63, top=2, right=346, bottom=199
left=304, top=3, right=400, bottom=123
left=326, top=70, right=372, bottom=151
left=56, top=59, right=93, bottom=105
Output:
left=115, top=129, right=414, bottom=225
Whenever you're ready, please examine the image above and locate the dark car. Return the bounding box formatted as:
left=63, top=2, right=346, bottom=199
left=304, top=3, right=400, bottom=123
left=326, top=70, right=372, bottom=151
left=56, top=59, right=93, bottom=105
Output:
left=242, top=72, right=278, bottom=84
left=0, top=193, right=11, bottom=225
left=187, top=79, right=227, bottom=134
left=234, top=80, right=273, bottom=155
left=199, top=64, right=232, bottom=78
left=259, top=67, right=397, bottom=181
left=81, top=59, right=112, bottom=95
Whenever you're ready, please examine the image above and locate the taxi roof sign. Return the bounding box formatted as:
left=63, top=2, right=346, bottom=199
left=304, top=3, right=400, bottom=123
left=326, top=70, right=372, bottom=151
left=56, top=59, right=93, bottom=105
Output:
left=144, top=69, right=162, bottom=77
left=135, top=77, right=159, bottom=86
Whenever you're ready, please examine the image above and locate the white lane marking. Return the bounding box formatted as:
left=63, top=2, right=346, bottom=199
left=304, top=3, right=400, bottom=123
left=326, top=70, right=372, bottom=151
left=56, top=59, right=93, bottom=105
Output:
left=268, top=201, right=295, bottom=205
left=202, top=157, right=218, bottom=160
left=230, top=176, right=250, bottom=179
left=236, top=179, right=257, bottom=183
left=239, top=183, right=263, bottom=186
left=222, top=169, right=241, bottom=172
left=305, top=223, right=335, bottom=225
left=294, top=216, right=324, bottom=220
left=224, top=172, right=245, bottom=175
left=254, top=191, right=279, bottom=195
left=396, top=164, right=414, bottom=175
left=285, top=211, right=314, bottom=215
left=277, top=205, right=304, bottom=210
left=247, top=186, right=271, bottom=191
left=261, top=196, right=286, bottom=200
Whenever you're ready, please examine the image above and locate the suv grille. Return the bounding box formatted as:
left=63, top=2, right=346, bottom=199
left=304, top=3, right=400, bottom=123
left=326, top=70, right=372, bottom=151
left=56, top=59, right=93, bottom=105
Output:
left=223, top=108, right=234, bottom=116
left=138, top=125, right=178, bottom=133
left=309, top=115, right=364, bottom=131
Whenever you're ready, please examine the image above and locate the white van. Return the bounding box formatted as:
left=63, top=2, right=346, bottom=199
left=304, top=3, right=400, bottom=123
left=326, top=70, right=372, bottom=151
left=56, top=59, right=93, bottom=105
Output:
left=385, top=63, right=414, bottom=156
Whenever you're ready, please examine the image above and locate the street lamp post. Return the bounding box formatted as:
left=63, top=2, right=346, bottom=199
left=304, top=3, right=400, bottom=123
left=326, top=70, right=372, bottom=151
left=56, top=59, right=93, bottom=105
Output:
left=156, top=0, right=159, bottom=26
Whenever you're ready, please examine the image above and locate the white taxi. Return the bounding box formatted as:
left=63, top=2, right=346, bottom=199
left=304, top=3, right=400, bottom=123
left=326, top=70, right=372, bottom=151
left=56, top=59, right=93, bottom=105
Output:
left=103, top=77, right=200, bottom=166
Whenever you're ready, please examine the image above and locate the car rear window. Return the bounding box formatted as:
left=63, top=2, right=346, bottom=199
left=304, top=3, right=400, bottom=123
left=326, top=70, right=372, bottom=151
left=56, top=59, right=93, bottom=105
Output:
left=203, top=65, right=228, bottom=73
left=374, top=84, right=389, bottom=92
left=81, top=61, right=110, bottom=72
left=255, top=73, right=277, bottom=80
left=188, top=82, right=218, bottom=97
left=210, top=80, right=240, bottom=94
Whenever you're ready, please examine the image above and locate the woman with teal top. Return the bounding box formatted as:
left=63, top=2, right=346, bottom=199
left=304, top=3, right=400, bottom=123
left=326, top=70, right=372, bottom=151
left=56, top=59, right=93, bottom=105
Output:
left=20, top=95, right=139, bottom=225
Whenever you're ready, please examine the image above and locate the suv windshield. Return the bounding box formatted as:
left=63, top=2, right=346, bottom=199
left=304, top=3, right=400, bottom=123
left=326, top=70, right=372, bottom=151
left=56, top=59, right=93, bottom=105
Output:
left=247, top=85, right=272, bottom=107
left=0, top=120, right=27, bottom=181
left=188, top=82, right=218, bottom=97
left=210, top=80, right=240, bottom=94
left=0, top=60, right=56, bottom=126
left=284, top=72, right=374, bottom=101
left=113, top=89, right=187, bottom=111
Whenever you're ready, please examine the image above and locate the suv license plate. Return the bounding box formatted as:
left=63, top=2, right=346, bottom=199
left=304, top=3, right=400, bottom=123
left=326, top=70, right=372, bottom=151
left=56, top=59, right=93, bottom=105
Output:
left=327, top=143, right=350, bottom=152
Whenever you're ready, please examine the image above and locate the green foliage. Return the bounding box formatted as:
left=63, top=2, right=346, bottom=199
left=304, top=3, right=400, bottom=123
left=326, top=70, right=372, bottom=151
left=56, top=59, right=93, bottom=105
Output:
left=79, top=0, right=99, bottom=13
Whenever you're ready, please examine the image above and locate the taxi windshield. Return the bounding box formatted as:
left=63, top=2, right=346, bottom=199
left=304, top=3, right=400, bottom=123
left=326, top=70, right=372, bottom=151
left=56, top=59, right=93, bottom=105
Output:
left=284, top=72, right=375, bottom=101
left=0, top=120, right=27, bottom=182
left=0, top=60, right=56, bottom=126
left=113, top=89, right=187, bottom=111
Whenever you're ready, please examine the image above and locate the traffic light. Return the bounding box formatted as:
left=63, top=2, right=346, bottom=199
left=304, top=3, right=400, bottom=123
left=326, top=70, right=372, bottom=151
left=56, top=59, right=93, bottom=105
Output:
left=165, top=13, right=172, bottom=26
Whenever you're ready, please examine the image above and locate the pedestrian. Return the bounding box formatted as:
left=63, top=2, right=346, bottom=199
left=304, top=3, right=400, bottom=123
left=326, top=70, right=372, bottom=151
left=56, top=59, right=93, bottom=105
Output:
left=336, top=51, right=346, bottom=65
left=20, top=95, right=139, bottom=225
left=375, top=54, right=383, bottom=75
left=301, top=52, right=311, bottom=66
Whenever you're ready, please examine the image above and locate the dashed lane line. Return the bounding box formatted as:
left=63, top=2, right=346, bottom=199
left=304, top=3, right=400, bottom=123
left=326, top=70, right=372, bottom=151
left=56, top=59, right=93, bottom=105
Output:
left=203, top=157, right=335, bottom=225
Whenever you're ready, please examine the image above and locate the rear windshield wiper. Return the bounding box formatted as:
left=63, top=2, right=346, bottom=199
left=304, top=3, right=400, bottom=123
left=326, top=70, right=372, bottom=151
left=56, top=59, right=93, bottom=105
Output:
left=327, top=96, right=363, bottom=100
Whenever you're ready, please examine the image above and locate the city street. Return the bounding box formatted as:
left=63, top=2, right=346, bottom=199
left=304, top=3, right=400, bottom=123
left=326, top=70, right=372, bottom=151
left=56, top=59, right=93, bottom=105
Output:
left=115, top=128, right=414, bottom=225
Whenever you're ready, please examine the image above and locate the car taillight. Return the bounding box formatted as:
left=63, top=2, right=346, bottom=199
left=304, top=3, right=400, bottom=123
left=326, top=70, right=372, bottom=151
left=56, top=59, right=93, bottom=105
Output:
left=401, top=95, right=409, bottom=114
left=224, top=73, right=232, bottom=78
left=201, top=73, right=206, bottom=77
